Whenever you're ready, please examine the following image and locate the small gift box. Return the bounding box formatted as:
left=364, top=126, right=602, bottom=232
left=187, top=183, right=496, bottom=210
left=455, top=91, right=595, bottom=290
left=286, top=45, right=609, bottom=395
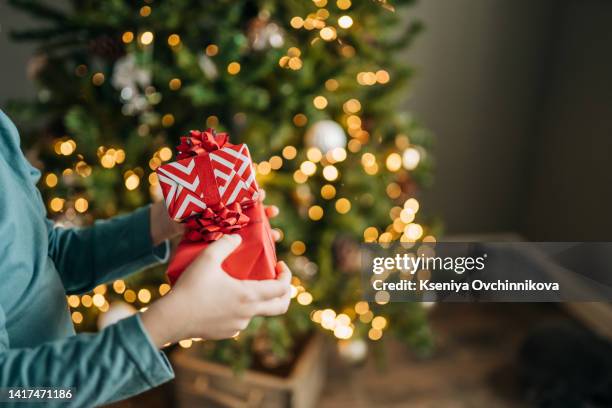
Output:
left=157, top=128, right=277, bottom=283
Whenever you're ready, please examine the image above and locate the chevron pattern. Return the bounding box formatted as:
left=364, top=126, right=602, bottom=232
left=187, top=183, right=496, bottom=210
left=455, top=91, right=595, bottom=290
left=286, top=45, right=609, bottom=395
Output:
left=157, top=144, right=259, bottom=222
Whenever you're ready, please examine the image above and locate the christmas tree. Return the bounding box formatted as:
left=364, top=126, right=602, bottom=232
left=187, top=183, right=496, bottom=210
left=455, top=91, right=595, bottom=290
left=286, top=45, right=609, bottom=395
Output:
left=7, top=0, right=435, bottom=371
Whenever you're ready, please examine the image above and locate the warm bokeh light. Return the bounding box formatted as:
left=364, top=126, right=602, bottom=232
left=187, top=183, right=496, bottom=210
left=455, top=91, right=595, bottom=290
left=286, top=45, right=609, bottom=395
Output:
left=227, top=62, right=241, bottom=75
left=321, top=184, right=336, bottom=199
left=140, top=31, right=154, bottom=45
left=74, top=198, right=89, bottom=213
left=167, top=34, right=181, bottom=47
left=313, top=95, right=328, bottom=109
left=335, top=198, right=351, bottom=214
left=308, top=205, right=324, bottom=221
left=282, top=146, right=297, bottom=160
left=322, top=165, right=339, bottom=181
left=338, top=15, right=353, bottom=29
left=291, top=241, right=306, bottom=255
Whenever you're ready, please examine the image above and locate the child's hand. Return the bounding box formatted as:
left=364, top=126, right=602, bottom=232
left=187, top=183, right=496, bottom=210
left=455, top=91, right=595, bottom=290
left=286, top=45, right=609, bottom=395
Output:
left=141, top=234, right=292, bottom=347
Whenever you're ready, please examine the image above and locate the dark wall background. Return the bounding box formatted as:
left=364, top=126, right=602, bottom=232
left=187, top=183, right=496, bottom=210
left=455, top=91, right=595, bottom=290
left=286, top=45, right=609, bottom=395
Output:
left=406, top=0, right=612, bottom=240
left=2, top=0, right=611, bottom=240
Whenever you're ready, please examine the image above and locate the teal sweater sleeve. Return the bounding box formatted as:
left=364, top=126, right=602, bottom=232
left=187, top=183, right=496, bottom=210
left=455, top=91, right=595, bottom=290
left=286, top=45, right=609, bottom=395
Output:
left=0, top=311, right=174, bottom=407
left=47, top=206, right=169, bottom=294
left=0, top=110, right=175, bottom=406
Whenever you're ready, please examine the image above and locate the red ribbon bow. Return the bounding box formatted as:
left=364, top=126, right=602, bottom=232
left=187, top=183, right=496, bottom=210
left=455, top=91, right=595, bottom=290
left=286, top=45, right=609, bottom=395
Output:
left=183, top=202, right=250, bottom=242
left=177, top=128, right=229, bottom=160
left=175, top=128, right=250, bottom=242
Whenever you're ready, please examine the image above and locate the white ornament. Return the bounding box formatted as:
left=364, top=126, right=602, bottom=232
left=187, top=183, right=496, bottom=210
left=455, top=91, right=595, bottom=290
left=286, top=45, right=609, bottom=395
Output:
left=304, top=120, right=347, bottom=153
left=112, top=55, right=152, bottom=115
left=337, top=338, right=368, bottom=364
left=97, top=301, right=137, bottom=329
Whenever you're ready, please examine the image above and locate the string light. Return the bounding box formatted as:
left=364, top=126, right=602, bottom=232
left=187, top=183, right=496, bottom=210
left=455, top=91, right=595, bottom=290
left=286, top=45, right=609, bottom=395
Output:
left=293, top=113, right=308, bottom=127
left=258, top=161, right=272, bottom=175
left=372, top=316, right=387, bottom=330
left=313, top=96, right=328, bottom=109
left=282, top=146, right=297, bottom=160
left=159, top=147, right=173, bottom=161
left=297, top=292, right=313, bottom=305
left=306, top=147, right=322, bottom=162
left=335, top=198, right=351, bottom=214
left=122, top=31, right=134, bottom=43
left=167, top=34, right=181, bottom=47
left=356, top=72, right=376, bottom=86
left=227, top=62, right=241, bottom=75
left=321, top=184, right=336, bottom=199
left=125, top=173, right=140, bottom=190
left=320, top=27, right=337, bottom=41
left=404, top=223, right=423, bottom=240
left=49, top=197, right=64, bottom=212
left=138, top=289, right=152, bottom=303
left=400, top=208, right=416, bottom=223
left=124, top=290, right=136, bottom=303
left=159, top=283, right=171, bottom=296
left=291, top=241, right=306, bottom=255
left=325, top=79, right=339, bottom=91
left=376, top=70, right=390, bottom=84
left=308, top=205, right=324, bottom=221
left=168, top=78, right=182, bottom=90
left=341, top=45, right=355, bottom=57
left=161, top=113, right=175, bottom=127
left=290, top=17, right=304, bottom=29
left=72, top=311, right=83, bottom=324
left=404, top=198, right=420, bottom=213
left=361, top=153, right=376, bottom=167
left=179, top=339, right=193, bottom=348
left=139, top=31, right=154, bottom=45
left=368, top=328, right=383, bottom=340
left=322, top=165, right=338, bottom=181
left=363, top=226, right=379, bottom=242
left=343, top=99, right=361, bottom=114
left=92, top=294, right=105, bottom=308
left=205, top=44, right=218, bottom=56
left=300, top=161, right=316, bottom=176
left=316, top=9, right=330, bottom=19
left=92, top=73, right=105, bottom=86
left=330, top=147, right=347, bottom=162
left=74, top=198, right=89, bottom=213
left=354, top=301, right=369, bottom=315
left=113, top=280, right=126, bottom=294
left=402, top=147, right=421, bottom=170
left=139, top=5, right=151, bottom=17
left=348, top=139, right=361, bottom=152
left=67, top=295, right=80, bottom=308
left=386, top=182, right=402, bottom=199
left=293, top=170, right=308, bottom=183
left=386, top=153, right=402, bottom=171
left=338, top=15, right=353, bottom=28
left=360, top=310, right=374, bottom=323
left=269, top=156, right=283, bottom=170
left=337, top=0, right=352, bottom=10
left=45, top=173, right=58, bottom=187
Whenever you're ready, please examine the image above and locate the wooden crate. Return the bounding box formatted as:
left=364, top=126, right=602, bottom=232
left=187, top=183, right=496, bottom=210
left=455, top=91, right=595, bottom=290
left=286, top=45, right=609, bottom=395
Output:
left=171, top=334, right=327, bottom=408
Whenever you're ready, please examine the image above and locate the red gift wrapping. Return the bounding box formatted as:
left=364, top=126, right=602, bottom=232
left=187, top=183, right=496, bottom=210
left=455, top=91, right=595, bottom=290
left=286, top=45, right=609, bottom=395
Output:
left=166, top=201, right=277, bottom=284
left=157, top=128, right=277, bottom=283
